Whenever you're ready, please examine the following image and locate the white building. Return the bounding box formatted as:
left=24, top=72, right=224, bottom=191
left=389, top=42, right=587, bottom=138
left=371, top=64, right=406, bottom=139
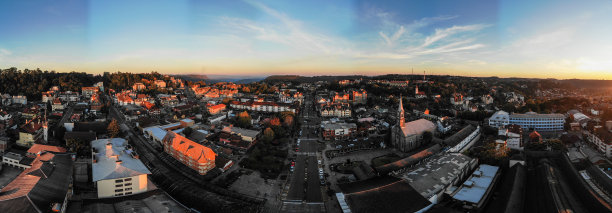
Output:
left=92, top=138, right=152, bottom=198
left=2, top=152, right=31, bottom=169
left=498, top=124, right=523, bottom=150
left=584, top=128, right=612, bottom=158
left=12, top=95, right=27, bottom=105
left=488, top=111, right=510, bottom=128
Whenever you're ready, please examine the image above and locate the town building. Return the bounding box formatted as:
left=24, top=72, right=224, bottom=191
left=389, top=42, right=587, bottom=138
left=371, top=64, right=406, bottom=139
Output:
left=133, top=83, right=146, bottom=91
left=489, top=111, right=564, bottom=132
left=82, top=86, right=100, bottom=97
left=336, top=176, right=432, bottom=213
left=230, top=101, right=297, bottom=113
left=17, top=117, right=47, bottom=147
left=92, top=138, right=152, bottom=198
left=162, top=131, right=217, bottom=175
left=26, top=144, right=66, bottom=158
left=450, top=164, right=501, bottom=210
left=509, top=112, right=565, bottom=132
left=12, top=95, right=27, bottom=105
left=584, top=127, right=612, bottom=158
left=395, top=153, right=478, bottom=203
left=0, top=152, right=74, bottom=213
left=331, top=89, right=367, bottom=105
left=154, top=80, right=166, bottom=88
left=498, top=124, right=523, bottom=150
left=207, top=103, right=226, bottom=115
left=320, top=103, right=351, bottom=118
left=322, top=122, right=357, bottom=140
left=391, top=99, right=436, bottom=152
left=2, top=152, right=33, bottom=169
left=52, top=98, right=64, bottom=111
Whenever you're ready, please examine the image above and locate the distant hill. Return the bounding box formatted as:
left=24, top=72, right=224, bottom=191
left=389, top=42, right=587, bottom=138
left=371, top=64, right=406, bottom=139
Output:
left=173, top=74, right=209, bottom=82
left=264, top=75, right=368, bottom=83
left=561, top=79, right=612, bottom=89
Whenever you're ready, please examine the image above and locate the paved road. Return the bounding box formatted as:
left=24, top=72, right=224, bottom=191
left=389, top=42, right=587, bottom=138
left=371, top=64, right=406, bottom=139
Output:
left=282, top=93, right=325, bottom=212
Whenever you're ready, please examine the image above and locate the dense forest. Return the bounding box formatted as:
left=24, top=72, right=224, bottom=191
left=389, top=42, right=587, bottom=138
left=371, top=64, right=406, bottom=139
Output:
left=0, top=67, right=100, bottom=100
left=0, top=67, right=179, bottom=101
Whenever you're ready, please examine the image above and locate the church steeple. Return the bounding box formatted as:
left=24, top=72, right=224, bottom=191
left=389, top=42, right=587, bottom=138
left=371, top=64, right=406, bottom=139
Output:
left=398, top=96, right=405, bottom=127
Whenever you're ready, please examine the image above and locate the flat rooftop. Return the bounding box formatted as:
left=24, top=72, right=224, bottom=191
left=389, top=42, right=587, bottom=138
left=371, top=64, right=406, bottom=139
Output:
left=396, top=153, right=474, bottom=198
left=452, top=164, right=500, bottom=204
left=92, top=138, right=151, bottom=182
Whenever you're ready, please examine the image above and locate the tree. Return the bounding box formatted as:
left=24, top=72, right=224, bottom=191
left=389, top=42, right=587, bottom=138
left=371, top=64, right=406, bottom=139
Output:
left=269, top=117, right=281, bottom=127
left=263, top=127, right=275, bottom=143
left=66, top=138, right=83, bottom=153
left=236, top=111, right=252, bottom=128
left=283, top=115, right=294, bottom=127
left=108, top=119, right=120, bottom=138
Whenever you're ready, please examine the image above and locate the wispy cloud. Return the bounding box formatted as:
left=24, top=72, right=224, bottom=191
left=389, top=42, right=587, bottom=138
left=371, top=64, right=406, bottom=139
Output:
left=422, top=24, right=489, bottom=47
left=0, top=48, right=12, bottom=60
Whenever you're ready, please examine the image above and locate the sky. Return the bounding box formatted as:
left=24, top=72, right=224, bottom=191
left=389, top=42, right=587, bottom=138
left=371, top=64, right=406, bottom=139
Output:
left=0, top=0, right=611, bottom=79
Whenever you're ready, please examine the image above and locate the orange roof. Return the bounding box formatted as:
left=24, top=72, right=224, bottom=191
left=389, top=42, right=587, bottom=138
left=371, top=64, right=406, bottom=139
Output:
left=0, top=152, right=54, bottom=200
left=209, top=104, right=226, bottom=110
left=27, top=144, right=66, bottom=154
left=164, top=131, right=216, bottom=164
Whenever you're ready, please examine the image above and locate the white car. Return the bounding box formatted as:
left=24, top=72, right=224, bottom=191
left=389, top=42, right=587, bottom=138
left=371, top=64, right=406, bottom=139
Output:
left=317, top=160, right=322, bottom=164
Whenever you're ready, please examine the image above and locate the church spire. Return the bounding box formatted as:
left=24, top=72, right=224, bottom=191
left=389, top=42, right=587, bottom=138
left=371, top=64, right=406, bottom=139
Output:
left=398, top=96, right=405, bottom=127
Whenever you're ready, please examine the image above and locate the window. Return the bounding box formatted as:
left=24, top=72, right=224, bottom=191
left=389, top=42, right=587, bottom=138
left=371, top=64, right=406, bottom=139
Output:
left=125, top=187, right=132, bottom=191
left=115, top=193, right=123, bottom=196
left=125, top=183, right=132, bottom=186
left=115, top=179, right=123, bottom=183
left=125, top=192, right=132, bottom=195
left=124, top=178, right=132, bottom=181
left=115, top=189, right=124, bottom=192
left=115, top=184, right=123, bottom=187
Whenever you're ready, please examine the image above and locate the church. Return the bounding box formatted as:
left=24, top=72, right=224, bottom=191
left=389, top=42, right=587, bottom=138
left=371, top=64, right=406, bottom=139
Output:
left=391, top=98, right=436, bottom=152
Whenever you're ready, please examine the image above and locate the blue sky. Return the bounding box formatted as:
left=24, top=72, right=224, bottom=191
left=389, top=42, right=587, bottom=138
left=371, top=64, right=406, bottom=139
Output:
left=0, top=0, right=611, bottom=79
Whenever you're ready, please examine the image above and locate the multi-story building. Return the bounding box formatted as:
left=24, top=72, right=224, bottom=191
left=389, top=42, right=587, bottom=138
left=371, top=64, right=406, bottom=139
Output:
left=331, top=89, right=367, bottom=105
left=82, top=86, right=100, bottom=97
left=41, top=91, right=55, bottom=103
left=154, top=80, right=166, bottom=88
left=1, top=152, right=32, bottom=169
left=321, top=122, right=357, bottom=140
left=391, top=99, right=436, bottom=152
left=162, top=131, right=217, bottom=175
left=0, top=152, right=74, bottom=213
left=132, top=83, right=146, bottom=91
left=585, top=127, right=612, bottom=158
left=17, top=117, right=47, bottom=147
left=58, top=91, right=79, bottom=102
left=230, top=101, right=297, bottom=113
left=481, top=94, right=494, bottom=105
left=207, top=103, right=226, bottom=115
left=498, top=124, right=523, bottom=150
left=92, top=138, right=151, bottom=198
left=488, top=110, right=509, bottom=128
left=52, top=98, right=64, bottom=111
left=26, top=144, right=66, bottom=158
left=489, top=111, right=564, bottom=131
left=320, top=103, right=351, bottom=118
left=508, top=112, right=564, bottom=132
left=12, top=95, right=27, bottom=105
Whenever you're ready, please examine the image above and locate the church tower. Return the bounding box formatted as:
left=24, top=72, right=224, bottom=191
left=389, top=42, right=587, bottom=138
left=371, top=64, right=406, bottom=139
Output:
left=398, top=96, right=405, bottom=127
left=415, top=85, right=419, bottom=95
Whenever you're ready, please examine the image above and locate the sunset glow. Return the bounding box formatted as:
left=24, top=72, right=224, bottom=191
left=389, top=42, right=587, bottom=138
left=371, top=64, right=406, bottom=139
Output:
left=1, top=0, right=611, bottom=79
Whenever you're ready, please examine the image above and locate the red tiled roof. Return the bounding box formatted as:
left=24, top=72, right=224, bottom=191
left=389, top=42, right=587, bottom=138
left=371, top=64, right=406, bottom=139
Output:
left=27, top=144, right=66, bottom=155
left=163, top=131, right=216, bottom=164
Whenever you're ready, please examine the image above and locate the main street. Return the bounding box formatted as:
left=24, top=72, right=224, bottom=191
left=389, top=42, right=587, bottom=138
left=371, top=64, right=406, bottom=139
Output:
left=281, top=93, right=325, bottom=212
